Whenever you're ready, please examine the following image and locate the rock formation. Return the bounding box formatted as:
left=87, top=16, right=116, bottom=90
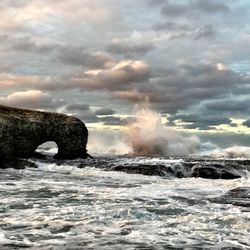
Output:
left=191, top=163, right=243, bottom=179
left=0, top=105, right=88, bottom=168
left=111, top=164, right=184, bottom=177
left=107, top=159, right=248, bottom=179
left=212, top=187, right=250, bottom=207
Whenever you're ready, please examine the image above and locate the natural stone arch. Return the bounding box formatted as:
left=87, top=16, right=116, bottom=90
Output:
left=0, top=105, right=89, bottom=168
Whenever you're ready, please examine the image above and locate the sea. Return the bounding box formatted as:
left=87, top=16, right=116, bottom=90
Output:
left=0, top=148, right=249, bottom=249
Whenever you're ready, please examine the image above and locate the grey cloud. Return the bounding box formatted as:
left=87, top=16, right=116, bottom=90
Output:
left=113, top=90, right=153, bottom=103
left=169, top=113, right=232, bottom=130
left=193, top=0, right=229, bottom=13
left=74, top=111, right=99, bottom=123
left=98, top=116, right=137, bottom=126
left=65, top=103, right=90, bottom=112
left=58, top=48, right=114, bottom=69
left=194, top=25, right=216, bottom=40
left=243, top=119, right=250, bottom=128
left=152, top=22, right=217, bottom=41
left=9, top=37, right=114, bottom=69
left=106, top=39, right=155, bottom=57
left=147, top=0, right=166, bottom=7
left=95, top=108, right=116, bottom=116
left=65, top=103, right=100, bottom=123
left=161, top=0, right=229, bottom=17
left=0, top=0, right=249, bottom=138
left=180, top=64, right=215, bottom=76
left=116, top=63, right=245, bottom=114
left=206, top=99, right=250, bottom=113
left=99, top=116, right=121, bottom=126
left=11, top=38, right=58, bottom=54
left=161, top=1, right=189, bottom=16
left=71, top=60, right=151, bottom=91
left=152, top=21, right=190, bottom=32
left=63, top=62, right=248, bottom=117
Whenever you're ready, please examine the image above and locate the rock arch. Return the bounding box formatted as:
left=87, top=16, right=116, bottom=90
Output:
left=0, top=105, right=89, bottom=168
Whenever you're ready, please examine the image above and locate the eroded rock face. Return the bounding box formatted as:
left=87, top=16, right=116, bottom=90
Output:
left=0, top=105, right=88, bottom=168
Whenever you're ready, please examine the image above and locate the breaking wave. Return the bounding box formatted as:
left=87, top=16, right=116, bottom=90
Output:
left=206, top=146, right=250, bottom=159
left=88, top=107, right=200, bottom=157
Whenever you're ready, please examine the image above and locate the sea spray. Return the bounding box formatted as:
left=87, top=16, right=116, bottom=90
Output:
left=87, top=129, right=130, bottom=155
left=128, top=107, right=200, bottom=156
left=206, top=146, right=250, bottom=158
left=88, top=107, right=201, bottom=156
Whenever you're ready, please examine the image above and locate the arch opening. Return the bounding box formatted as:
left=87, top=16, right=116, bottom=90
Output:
left=35, top=141, right=58, bottom=158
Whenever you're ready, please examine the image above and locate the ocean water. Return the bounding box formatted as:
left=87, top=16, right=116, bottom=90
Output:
left=0, top=152, right=249, bottom=249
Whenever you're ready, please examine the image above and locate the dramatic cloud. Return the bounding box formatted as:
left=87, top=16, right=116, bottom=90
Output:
left=99, top=116, right=121, bottom=126
left=95, top=108, right=116, bottom=116
left=71, top=60, right=150, bottom=91
left=0, top=90, right=65, bottom=110
left=65, top=103, right=98, bottom=123
left=113, top=90, right=152, bottom=103
left=0, top=74, right=41, bottom=90
left=206, top=99, right=250, bottom=114
left=58, top=49, right=114, bottom=69
left=112, top=63, right=248, bottom=115
left=169, top=113, right=232, bottom=130
left=106, top=38, right=155, bottom=57
left=74, top=111, right=99, bottom=123
left=0, top=0, right=249, bottom=145
left=65, top=103, right=90, bottom=112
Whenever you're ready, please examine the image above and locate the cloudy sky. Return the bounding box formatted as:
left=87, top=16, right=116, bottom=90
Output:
left=0, top=0, right=250, bottom=147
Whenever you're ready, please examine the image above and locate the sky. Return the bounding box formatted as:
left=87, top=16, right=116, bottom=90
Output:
left=0, top=0, right=250, bottom=149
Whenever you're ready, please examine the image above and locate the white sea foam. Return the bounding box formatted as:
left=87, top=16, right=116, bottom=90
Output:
left=205, top=146, right=250, bottom=159
left=0, top=159, right=249, bottom=249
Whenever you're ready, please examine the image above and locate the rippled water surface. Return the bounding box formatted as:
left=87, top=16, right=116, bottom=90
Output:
left=0, top=156, right=249, bottom=249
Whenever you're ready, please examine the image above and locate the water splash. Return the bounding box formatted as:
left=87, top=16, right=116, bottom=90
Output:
left=88, top=107, right=200, bottom=156
left=127, top=108, right=200, bottom=156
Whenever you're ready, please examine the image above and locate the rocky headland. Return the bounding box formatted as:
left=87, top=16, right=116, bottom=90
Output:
left=0, top=105, right=89, bottom=168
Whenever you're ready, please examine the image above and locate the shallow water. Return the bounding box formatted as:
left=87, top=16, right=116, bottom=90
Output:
left=0, top=156, right=249, bottom=249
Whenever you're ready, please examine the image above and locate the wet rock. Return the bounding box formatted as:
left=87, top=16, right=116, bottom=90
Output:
left=16, top=159, right=38, bottom=169
left=213, top=187, right=250, bottom=207
left=111, top=164, right=182, bottom=177
left=0, top=105, right=88, bottom=168
left=191, top=163, right=243, bottom=179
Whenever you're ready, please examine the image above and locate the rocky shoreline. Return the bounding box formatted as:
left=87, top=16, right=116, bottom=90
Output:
left=17, top=155, right=250, bottom=178
left=13, top=156, right=250, bottom=208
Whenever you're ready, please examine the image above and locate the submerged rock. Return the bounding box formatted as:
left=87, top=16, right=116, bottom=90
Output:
left=191, top=163, right=243, bottom=179
left=0, top=105, right=88, bottom=168
left=213, top=187, right=250, bottom=207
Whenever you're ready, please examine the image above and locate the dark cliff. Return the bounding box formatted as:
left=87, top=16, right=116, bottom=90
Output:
left=0, top=105, right=88, bottom=168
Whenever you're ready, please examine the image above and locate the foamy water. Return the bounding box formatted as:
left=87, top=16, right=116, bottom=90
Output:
left=0, top=156, right=249, bottom=249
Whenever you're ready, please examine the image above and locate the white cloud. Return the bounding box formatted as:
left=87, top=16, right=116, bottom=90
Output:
left=0, top=90, right=65, bottom=110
